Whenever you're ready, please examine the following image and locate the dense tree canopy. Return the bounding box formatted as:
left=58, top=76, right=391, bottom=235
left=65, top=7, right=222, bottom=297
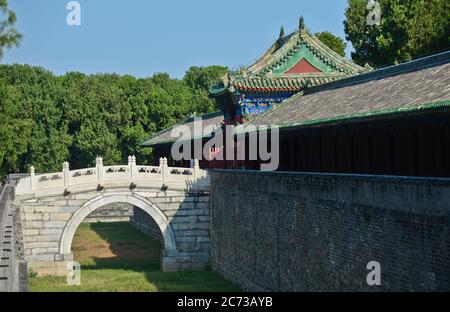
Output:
left=315, top=31, right=347, bottom=57
left=0, top=65, right=225, bottom=176
left=0, top=0, right=22, bottom=60
left=344, top=0, right=450, bottom=67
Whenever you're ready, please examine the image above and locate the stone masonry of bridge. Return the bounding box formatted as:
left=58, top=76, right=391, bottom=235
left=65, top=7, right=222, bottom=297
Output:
left=13, top=157, right=210, bottom=276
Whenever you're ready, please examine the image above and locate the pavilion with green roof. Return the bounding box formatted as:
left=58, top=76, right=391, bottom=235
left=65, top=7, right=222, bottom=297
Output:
left=209, top=17, right=369, bottom=124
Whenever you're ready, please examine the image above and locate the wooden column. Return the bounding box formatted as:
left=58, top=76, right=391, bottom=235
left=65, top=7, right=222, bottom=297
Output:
left=348, top=128, right=354, bottom=173
left=368, top=129, right=373, bottom=174
left=332, top=133, right=337, bottom=173
left=409, top=123, right=417, bottom=176
left=387, top=129, right=394, bottom=175
left=436, top=123, right=444, bottom=177
left=289, top=136, right=296, bottom=171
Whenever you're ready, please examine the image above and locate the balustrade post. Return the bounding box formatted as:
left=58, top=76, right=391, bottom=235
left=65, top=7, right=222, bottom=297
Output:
left=127, top=156, right=132, bottom=181
left=193, top=159, right=200, bottom=180
left=131, top=155, right=137, bottom=181
left=30, top=166, right=35, bottom=191
left=160, top=157, right=168, bottom=184
left=96, top=156, right=104, bottom=183
left=63, top=161, right=71, bottom=187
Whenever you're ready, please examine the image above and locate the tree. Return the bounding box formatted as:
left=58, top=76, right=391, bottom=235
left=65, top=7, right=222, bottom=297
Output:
left=0, top=0, right=22, bottom=60
left=0, top=78, right=32, bottom=174
left=344, top=0, right=450, bottom=67
left=315, top=31, right=347, bottom=57
left=184, top=66, right=228, bottom=92
left=184, top=65, right=228, bottom=115
left=0, top=63, right=228, bottom=176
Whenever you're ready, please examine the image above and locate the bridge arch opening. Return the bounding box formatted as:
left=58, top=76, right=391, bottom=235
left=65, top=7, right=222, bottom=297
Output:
left=60, top=193, right=177, bottom=271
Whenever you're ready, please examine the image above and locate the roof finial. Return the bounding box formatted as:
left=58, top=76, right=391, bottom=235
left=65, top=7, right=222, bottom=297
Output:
left=279, top=26, right=285, bottom=39
left=299, top=16, right=305, bottom=30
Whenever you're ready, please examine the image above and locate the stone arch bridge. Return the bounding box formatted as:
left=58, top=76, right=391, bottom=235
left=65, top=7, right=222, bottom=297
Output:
left=12, top=156, right=210, bottom=276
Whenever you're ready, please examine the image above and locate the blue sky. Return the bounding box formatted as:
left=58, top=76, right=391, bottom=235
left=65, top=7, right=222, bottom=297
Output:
left=3, top=0, right=352, bottom=78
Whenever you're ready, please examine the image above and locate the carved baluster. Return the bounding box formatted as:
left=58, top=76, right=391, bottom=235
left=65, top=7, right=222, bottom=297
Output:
left=30, top=166, right=35, bottom=191
left=131, top=155, right=137, bottom=181
left=63, top=161, right=71, bottom=187
left=96, top=156, right=104, bottom=183
left=160, top=157, right=168, bottom=183
left=193, top=159, right=200, bottom=180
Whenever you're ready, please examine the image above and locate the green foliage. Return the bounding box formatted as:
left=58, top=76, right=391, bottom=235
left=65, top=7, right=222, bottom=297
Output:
left=344, top=0, right=450, bottom=67
left=315, top=31, right=347, bottom=57
left=183, top=65, right=228, bottom=117
left=0, top=0, right=22, bottom=60
left=184, top=65, right=228, bottom=91
left=0, top=64, right=224, bottom=176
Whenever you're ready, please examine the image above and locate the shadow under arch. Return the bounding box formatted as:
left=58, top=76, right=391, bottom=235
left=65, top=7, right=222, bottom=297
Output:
left=60, top=193, right=177, bottom=270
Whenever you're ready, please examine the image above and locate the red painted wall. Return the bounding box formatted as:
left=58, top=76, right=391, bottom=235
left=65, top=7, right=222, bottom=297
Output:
left=286, top=58, right=321, bottom=74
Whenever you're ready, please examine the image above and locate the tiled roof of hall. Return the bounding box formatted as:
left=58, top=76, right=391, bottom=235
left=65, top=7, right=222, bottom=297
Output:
left=234, top=51, right=450, bottom=134
left=141, top=111, right=224, bottom=147
left=209, top=17, right=369, bottom=96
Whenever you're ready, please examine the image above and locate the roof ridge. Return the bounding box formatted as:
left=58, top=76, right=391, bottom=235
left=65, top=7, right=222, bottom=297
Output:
left=235, top=100, right=450, bottom=134
left=306, top=51, right=450, bottom=95
left=301, top=29, right=365, bottom=73
left=243, top=25, right=367, bottom=80
left=140, top=112, right=217, bottom=145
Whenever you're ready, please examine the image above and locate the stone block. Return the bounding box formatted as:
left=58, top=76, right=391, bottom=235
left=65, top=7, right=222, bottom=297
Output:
left=197, top=197, right=210, bottom=203
left=174, top=230, right=209, bottom=237
left=175, top=236, right=196, bottom=243
left=42, top=221, right=67, bottom=228
left=25, top=241, right=59, bottom=249
left=172, top=223, right=196, bottom=231
left=59, top=206, right=80, bottom=213
left=49, top=213, right=72, bottom=221
left=31, top=247, right=59, bottom=255
left=25, top=234, right=61, bottom=243
left=23, top=213, right=42, bottom=221
left=25, top=221, right=44, bottom=229
left=27, top=254, right=56, bottom=261
left=196, top=203, right=209, bottom=209
left=38, top=228, right=63, bottom=235
left=28, top=206, right=61, bottom=213
left=196, top=236, right=210, bottom=243
left=23, top=229, right=39, bottom=236
left=170, top=216, right=197, bottom=224
left=198, top=216, right=210, bottom=222
left=195, top=223, right=210, bottom=230
left=180, top=203, right=195, bottom=209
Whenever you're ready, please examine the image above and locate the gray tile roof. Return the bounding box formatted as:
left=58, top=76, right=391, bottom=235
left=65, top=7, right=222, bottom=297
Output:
left=142, top=111, right=223, bottom=146
left=236, top=52, right=450, bottom=132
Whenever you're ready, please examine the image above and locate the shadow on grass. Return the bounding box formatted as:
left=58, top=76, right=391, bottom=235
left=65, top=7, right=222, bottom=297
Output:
left=82, top=222, right=161, bottom=270
left=77, top=222, right=240, bottom=292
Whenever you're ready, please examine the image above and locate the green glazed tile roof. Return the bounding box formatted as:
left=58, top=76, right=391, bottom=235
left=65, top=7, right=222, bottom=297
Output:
left=141, top=111, right=224, bottom=147
left=210, top=20, right=368, bottom=95
left=233, top=74, right=348, bottom=91
left=235, top=52, right=450, bottom=133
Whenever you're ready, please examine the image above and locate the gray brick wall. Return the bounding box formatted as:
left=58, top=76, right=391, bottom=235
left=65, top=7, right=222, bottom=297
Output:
left=210, top=170, right=450, bottom=291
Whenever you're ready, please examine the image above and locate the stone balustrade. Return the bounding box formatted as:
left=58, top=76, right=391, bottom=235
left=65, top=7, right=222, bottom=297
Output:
left=15, top=157, right=208, bottom=196
left=0, top=178, right=27, bottom=292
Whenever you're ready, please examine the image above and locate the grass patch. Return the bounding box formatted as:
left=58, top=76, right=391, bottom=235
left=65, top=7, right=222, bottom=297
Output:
left=29, top=222, right=240, bottom=292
